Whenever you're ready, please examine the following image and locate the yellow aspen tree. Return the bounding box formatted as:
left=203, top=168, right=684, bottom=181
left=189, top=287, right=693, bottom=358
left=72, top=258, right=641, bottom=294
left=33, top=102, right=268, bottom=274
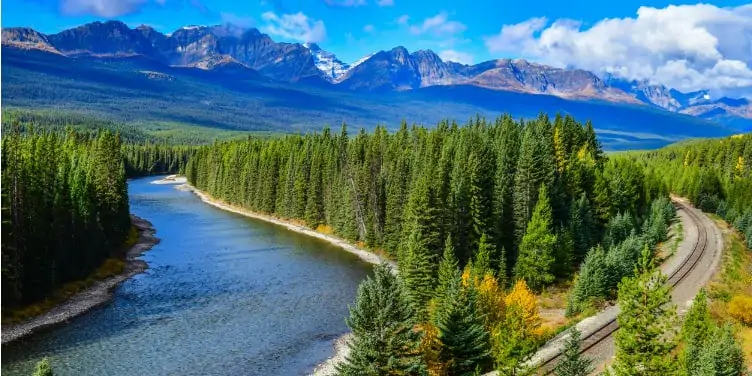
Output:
left=504, top=279, right=543, bottom=337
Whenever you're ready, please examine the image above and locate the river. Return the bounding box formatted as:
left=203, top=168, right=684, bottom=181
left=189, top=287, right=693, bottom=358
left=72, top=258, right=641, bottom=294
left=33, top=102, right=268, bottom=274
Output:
left=1, top=176, right=372, bottom=376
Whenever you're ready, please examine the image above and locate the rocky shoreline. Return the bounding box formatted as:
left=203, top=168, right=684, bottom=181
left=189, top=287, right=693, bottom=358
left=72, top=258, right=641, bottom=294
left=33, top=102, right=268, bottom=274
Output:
left=1, top=215, right=159, bottom=345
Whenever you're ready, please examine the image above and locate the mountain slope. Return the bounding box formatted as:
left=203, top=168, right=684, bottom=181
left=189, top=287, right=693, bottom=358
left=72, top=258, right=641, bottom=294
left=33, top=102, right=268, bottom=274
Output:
left=1, top=46, right=735, bottom=151
left=2, top=21, right=749, bottom=124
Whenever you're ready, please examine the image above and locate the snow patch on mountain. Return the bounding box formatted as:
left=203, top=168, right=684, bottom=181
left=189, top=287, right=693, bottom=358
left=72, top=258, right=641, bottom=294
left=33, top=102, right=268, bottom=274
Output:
left=304, top=43, right=351, bottom=81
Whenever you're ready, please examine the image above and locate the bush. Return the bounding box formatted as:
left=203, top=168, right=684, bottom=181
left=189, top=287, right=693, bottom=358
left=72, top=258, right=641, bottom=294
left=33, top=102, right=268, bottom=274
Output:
left=728, top=295, right=752, bottom=326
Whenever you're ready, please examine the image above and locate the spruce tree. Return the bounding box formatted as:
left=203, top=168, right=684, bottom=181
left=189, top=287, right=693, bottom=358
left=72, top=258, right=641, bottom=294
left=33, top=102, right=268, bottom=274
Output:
left=680, top=289, right=714, bottom=375
left=399, top=224, right=438, bottom=316
left=554, top=328, right=593, bottom=376
left=336, top=263, right=426, bottom=376
left=436, top=235, right=459, bottom=304
left=514, top=185, right=557, bottom=291
left=612, top=246, right=677, bottom=376
left=436, top=273, right=493, bottom=376
left=699, top=324, right=746, bottom=376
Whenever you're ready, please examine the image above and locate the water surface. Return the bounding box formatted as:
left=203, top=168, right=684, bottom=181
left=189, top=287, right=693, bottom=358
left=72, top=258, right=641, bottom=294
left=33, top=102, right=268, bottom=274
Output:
left=2, top=177, right=371, bottom=376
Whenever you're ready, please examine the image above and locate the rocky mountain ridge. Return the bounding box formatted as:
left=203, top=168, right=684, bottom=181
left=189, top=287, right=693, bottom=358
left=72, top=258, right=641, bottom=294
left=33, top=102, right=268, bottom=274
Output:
left=2, top=20, right=750, bottom=121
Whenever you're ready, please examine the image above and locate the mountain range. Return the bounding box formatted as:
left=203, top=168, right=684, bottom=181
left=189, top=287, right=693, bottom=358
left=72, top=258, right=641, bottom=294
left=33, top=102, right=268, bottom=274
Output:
left=4, top=20, right=750, bottom=124
left=1, top=20, right=749, bottom=150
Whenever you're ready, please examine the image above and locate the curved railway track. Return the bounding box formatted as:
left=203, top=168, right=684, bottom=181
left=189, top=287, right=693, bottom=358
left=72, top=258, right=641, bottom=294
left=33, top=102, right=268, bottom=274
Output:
left=534, top=200, right=710, bottom=375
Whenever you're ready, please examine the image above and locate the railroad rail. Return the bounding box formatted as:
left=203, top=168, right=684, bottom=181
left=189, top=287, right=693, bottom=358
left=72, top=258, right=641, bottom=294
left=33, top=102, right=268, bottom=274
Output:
left=532, top=200, right=710, bottom=375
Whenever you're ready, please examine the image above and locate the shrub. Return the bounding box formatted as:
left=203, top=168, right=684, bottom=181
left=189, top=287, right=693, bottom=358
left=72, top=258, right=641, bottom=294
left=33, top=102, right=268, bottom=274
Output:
left=728, top=295, right=752, bottom=326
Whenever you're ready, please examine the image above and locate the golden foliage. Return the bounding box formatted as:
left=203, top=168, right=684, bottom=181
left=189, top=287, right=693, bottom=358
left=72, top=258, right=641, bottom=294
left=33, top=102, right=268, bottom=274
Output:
left=729, top=295, right=752, bottom=326
left=315, top=224, right=334, bottom=235
left=417, top=323, right=445, bottom=376
left=504, top=279, right=543, bottom=337
left=476, top=273, right=506, bottom=330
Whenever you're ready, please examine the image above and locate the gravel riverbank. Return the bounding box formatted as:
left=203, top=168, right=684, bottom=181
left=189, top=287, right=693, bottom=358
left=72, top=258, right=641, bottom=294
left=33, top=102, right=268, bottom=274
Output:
left=1, top=215, right=159, bottom=345
left=180, top=183, right=396, bottom=375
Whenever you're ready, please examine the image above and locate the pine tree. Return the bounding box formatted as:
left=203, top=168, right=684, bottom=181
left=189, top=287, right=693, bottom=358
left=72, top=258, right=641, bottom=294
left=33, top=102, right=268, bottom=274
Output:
left=698, top=324, right=746, bottom=376
left=473, top=232, right=494, bottom=279
left=437, top=273, right=493, bottom=376
left=554, top=328, right=593, bottom=376
left=680, top=289, right=714, bottom=375
left=33, top=358, right=54, bottom=376
left=436, top=235, right=459, bottom=304
left=336, top=263, right=426, bottom=376
left=612, top=246, right=677, bottom=376
left=400, top=224, right=438, bottom=316
left=514, top=185, right=557, bottom=291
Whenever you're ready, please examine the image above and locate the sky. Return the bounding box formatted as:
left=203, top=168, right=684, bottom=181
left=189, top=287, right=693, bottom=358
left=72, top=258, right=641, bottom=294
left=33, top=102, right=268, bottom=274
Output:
left=3, top=0, right=752, bottom=97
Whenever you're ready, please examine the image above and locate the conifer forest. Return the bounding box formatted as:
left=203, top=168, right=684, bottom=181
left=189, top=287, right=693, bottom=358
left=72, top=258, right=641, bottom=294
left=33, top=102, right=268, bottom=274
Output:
left=2, top=113, right=751, bottom=375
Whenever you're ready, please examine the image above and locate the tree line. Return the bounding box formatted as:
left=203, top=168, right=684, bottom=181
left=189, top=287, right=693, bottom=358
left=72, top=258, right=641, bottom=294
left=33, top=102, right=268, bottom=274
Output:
left=185, top=114, right=684, bottom=374
left=1, top=125, right=131, bottom=308
left=633, top=133, right=752, bottom=248
left=122, top=142, right=195, bottom=178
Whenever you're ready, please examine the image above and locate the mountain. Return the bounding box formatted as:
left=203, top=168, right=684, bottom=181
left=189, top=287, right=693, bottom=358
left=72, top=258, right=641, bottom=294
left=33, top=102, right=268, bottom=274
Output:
left=1, top=20, right=749, bottom=141
left=3, top=21, right=749, bottom=121
left=303, top=42, right=350, bottom=81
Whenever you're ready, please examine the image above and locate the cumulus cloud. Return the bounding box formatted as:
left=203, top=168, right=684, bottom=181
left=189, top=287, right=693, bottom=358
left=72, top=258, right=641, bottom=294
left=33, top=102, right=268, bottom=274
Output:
left=376, top=0, right=394, bottom=6
left=363, top=24, right=375, bottom=33
left=439, top=49, right=474, bottom=65
left=220, top=12, right=254, bottom=28
left=59, top=0, right=149, bottom=17
left=323, top=0, right=366, bottom=7
left=395, top=14, right=410, bottom=25
left=261, top=11, right=326, bottom=43
left=484, top=4, right=752, bottom=97
left=409, top=12, right=466, bottom=36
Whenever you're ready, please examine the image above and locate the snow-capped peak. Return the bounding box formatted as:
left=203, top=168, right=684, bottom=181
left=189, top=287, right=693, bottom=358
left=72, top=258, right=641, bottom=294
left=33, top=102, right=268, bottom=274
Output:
left=350, top=53, right=375, bottom=69
left=304, top=43, right=351, bottom=81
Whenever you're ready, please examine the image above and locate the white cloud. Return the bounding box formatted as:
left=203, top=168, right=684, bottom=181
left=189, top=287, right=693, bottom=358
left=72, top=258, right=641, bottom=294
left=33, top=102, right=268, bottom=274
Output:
left=261, top=11, right=327, bottom=43
left=363, top=24, right=375, bottom=33
left=439, top=49, right=474, bottom=65
left=483, top=4, right=752, bottom=97
left=60, top=0, right=149, bottom=17
left=323, top=0, right=366, bottom=7
left=220, top=12, right=254, bottom=28
left=376, top=0, right=394, bottom=6
left=409, top=12, right=466, bottom=36
left=395, top=14, right=410, bottom=25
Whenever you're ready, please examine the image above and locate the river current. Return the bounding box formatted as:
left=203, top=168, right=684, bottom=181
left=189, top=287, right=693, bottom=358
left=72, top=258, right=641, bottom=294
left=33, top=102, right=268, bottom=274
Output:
left=2, top=176, right=372, bottom=376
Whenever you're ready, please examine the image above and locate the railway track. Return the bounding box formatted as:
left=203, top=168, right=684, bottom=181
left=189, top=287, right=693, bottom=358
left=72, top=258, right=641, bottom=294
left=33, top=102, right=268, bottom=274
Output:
left=532, top=200, right=710, bottom=375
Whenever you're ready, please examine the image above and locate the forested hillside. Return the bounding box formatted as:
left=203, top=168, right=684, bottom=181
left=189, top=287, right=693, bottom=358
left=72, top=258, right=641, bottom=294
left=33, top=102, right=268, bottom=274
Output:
left=633, top=134, right=752, bottom=246
left=185, top=113, right=694, bottom=373
left=1, top=126, right=131, bottom=308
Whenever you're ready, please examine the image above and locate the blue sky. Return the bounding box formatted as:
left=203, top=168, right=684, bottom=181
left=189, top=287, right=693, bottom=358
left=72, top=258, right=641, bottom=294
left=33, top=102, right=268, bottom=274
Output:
left=3, top=0, right=752, bottom=97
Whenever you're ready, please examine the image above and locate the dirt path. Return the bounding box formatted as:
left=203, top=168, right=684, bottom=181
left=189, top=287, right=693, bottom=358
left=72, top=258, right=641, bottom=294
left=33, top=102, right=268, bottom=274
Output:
left=1, top=215, right=160, bottom=345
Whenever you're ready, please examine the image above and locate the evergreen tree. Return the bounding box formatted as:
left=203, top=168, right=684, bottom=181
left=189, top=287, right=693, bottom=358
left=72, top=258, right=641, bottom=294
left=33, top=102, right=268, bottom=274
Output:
left=400, top=224, right=438, bottom=316
left=514, top=185, right=557, bottom=291
left=554, top=328, right=593, bottom=376
left=336, top=263, right=426, bottom=376
left=436, top=273, right=493, bottom=376
left=681, top=289, right=714, bottom=375
left=436, top=235, right=459, bottom=304
left=612, top=246, right=677, bottom=376
left=697, top=324, right=746, bottom=376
